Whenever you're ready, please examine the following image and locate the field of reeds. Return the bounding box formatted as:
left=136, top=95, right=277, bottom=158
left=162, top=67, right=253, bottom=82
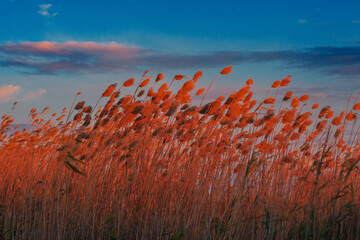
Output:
left=0, top=66, right=359, bottom=240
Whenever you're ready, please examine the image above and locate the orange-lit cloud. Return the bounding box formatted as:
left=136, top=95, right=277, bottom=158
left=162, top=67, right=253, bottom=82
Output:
left=0, top=85, right=20, bottom=103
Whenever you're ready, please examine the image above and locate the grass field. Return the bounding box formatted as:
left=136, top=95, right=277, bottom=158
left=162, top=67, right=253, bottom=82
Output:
left=0, top=67, right=359, bottom=239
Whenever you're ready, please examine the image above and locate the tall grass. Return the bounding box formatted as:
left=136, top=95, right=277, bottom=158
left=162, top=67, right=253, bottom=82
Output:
left=0, top=67, right=359, bottom=239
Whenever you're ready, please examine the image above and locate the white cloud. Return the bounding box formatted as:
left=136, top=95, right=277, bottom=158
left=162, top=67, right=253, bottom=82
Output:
left=21, top=89, right=46, bottom=101
left=297, top=19, right=308, bottom=24
left=38, top=4, right=58, bottom=17
left=352, top=20, right=360, bottom=24
left=0, top=85, right=21, bottom=103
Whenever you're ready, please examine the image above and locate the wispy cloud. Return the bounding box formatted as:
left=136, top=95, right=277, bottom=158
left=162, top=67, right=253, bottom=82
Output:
left=0, top=41, right=359, bottom=77
left=21, top=89, right=46, bottom=101
left=352, top=20, right=360, bottom=24
left=38, top=4, right=58, bottom=17
left=0, top=85, right=21, bottom=103
left=297, top=19, right=308, bottom=24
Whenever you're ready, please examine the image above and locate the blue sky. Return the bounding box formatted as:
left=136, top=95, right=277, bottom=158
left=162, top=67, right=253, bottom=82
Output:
left=0, top=0, right=359, bottom=122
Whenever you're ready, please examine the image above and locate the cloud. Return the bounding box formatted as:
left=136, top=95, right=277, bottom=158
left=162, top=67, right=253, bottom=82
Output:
left=267, top=47, right=360, bottom=76
left=352, top=20, right=360, bottom=24
left=21, top=89, right=46, bottom=101
left=309, top=93, right=327, bottom=100
left=284, top=85, right=356, bottom=103
left=0, top=41, right=148, bottom=74
left=0, top=85, right=21, bottom=103
left=0, top=41, right=359, bottom=77
left=0, top=84, right=46, bottom=103
left=297, top=19, right=308, bottom=24
left=38, top=4, right=57, bottom=17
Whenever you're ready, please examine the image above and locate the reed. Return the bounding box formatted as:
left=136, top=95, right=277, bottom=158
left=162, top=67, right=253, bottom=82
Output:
left=0, top=68, right=359, bottom=239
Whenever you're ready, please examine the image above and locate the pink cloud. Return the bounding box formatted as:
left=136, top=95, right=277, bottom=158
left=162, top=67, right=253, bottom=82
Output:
left=0, top=84, right=47, bottom=104
left=3, top=41, right=143, bottom=58
left=21, top=89, right=47, bottom=101
left=0, top=41, right=149, bottom=74
left=0, top=85, right=21, bottom=103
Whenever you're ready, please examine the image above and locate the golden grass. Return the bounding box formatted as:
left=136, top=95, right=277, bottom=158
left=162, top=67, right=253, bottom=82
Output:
left=0, top=67, right=359, bottom=239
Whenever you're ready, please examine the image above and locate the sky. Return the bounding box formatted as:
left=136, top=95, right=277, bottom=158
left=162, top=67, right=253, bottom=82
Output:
left=0, top=0, right=359, bottom=122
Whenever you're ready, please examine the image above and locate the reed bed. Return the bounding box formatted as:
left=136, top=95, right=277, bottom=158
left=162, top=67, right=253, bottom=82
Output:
left=0, top=67, right=359, bottom=239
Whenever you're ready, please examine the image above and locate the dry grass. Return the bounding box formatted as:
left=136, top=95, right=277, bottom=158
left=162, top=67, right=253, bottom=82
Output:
left=0, top=68, right=359, bottom=239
